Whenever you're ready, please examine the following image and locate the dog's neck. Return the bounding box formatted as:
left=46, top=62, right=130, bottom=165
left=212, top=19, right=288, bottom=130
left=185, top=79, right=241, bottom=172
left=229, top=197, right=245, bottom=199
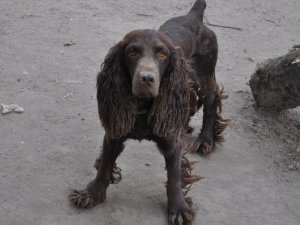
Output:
left=136, top=97, right=154, bottom=115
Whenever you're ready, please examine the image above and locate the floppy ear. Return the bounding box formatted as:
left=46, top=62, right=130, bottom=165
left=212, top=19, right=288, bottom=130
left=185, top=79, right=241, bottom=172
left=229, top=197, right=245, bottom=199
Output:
left=97, top=42, right=137, bottom=139
left=149, top=47, right=191, bottom=138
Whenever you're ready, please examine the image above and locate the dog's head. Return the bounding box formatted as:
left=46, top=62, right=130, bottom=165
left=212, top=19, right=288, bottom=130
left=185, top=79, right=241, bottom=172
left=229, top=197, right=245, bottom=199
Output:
left=97, top=29, right=191, bottom=138
left=121, top=30, right=174, bottom=98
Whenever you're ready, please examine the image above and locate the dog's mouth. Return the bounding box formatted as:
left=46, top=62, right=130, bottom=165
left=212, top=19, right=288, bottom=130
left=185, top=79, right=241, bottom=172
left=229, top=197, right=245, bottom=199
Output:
left=132, top=87, right=159, bottom=98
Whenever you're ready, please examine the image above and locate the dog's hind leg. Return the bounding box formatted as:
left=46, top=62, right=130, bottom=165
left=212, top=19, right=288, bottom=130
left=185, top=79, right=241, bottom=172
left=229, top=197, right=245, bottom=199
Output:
left=189, top=26, right=229, bottom=155
left=189, top=78, right=229, bottom=155
left=69, top=135, right=125, bottom=208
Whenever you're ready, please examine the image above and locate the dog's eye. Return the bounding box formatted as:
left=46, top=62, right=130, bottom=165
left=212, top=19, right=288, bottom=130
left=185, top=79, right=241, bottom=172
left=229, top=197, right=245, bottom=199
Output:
left=128, top=49, right=137, bottom=57
left=158, top=51, right=167, bottom=60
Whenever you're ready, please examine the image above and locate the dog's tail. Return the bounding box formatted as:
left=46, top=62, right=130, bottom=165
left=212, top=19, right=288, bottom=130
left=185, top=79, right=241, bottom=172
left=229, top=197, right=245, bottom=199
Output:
left=188, top=0, right=206, bottom=21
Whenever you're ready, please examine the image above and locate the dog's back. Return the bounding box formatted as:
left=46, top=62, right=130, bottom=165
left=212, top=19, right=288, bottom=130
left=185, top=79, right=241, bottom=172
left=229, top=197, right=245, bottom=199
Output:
left=159, top=0, right=206, bottom=56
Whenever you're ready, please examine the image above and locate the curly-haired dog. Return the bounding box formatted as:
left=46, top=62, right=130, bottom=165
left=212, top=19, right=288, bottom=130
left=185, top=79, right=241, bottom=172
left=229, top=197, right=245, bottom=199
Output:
left=69, top=0, right=229, bottom=224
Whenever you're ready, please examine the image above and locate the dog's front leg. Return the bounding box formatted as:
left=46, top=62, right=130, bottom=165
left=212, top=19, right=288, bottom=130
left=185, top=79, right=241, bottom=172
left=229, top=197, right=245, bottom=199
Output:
left=157, top=137, right=195, bottom=225
left=69, top=134, right=125, bottom=208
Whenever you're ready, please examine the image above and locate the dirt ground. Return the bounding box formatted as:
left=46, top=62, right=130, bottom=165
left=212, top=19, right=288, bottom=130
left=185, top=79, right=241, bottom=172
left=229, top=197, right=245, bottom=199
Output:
left=0, top=0, right=299, bottom=225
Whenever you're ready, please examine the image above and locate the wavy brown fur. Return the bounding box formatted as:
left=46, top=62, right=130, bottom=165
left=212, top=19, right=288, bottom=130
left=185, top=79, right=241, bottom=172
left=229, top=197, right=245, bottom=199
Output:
left=97, top=42, right=137, bottom=139
left=148, top=52, right=191, bottom=138
left=181, top=154, right=203, bottom=196
left=214, top=85, right=230, bottom=144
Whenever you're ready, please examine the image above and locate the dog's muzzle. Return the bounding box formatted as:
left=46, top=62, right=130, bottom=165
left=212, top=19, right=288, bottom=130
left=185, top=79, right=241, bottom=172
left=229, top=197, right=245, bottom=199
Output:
left=132, top=58, right=160, bottom=98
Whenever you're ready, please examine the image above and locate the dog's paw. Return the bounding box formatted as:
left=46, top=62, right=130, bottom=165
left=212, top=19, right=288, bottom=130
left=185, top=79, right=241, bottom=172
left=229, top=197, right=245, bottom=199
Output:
left=197, top=141, right=214, bottom=155
left=195, top=135, right=215, bottom=155
left=68, top=186, right=106, bottom=208
left=168, top=198, right=195, bottom=225
left=185, top=135, right=214, bottom=155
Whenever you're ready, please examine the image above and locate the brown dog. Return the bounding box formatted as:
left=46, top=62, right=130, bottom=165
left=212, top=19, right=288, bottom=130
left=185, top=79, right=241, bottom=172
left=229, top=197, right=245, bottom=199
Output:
left=69, top=1, right=229, bottom=224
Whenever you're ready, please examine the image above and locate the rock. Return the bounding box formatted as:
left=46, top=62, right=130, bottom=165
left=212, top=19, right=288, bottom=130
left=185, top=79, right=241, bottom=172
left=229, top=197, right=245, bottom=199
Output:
left=249, top=49, right=300, bottom=111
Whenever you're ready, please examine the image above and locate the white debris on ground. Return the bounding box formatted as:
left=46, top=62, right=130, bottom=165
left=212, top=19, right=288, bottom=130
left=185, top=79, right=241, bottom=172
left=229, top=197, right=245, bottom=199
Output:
left=1, top=104, right=24, bottom=114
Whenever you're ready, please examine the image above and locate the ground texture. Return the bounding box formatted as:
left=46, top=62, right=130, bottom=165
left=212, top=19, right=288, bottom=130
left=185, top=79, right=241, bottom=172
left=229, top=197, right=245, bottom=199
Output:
left=0, top=0, right=299, bottom=225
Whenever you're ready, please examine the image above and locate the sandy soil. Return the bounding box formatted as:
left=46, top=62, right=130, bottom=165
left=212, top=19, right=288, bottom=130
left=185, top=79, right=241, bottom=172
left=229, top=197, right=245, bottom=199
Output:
left=0, top=0, right=299, bottom=224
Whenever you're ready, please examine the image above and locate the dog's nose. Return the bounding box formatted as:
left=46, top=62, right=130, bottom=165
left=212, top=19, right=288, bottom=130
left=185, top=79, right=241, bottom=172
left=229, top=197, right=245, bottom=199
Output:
left=139, top=72, right=156, bottom=84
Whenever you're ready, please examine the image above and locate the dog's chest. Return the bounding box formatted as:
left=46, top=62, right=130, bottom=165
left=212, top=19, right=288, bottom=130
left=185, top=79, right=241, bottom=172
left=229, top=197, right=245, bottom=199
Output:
left=130, top=114, right=154, bottom=141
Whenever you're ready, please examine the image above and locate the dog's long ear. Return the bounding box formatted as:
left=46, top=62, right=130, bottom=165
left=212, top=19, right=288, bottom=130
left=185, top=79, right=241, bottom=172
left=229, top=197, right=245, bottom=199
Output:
left=149, top=47, right=191, bottom=138
left=97, top=42, right=137, bottom=139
